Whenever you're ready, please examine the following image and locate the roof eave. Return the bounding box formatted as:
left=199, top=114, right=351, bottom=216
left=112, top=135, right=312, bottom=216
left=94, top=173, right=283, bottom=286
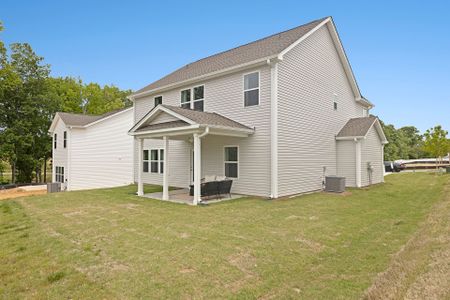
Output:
left=130, top=55, right=278, bottom=100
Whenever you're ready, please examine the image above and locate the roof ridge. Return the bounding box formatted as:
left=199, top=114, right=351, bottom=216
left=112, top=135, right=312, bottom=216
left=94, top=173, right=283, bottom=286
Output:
left=133, top=17, right=329, bottom=95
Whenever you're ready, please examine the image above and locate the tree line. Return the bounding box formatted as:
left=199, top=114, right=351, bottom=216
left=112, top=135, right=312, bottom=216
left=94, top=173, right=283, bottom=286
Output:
left=0, top=22, right=131, bottom=183
left=381, top=122, right=450, bottom=162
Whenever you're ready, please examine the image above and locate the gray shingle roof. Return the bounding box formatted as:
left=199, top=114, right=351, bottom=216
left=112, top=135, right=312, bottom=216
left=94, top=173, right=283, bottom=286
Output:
left=161, top=105, right=253, bottom=130
left=337, top=116, right=377, bottom=137
left=57, top=107, right=130, bottom=127
left=58, top=112, right=103, bottom=127
left=134, top=17, right=327, bottom=95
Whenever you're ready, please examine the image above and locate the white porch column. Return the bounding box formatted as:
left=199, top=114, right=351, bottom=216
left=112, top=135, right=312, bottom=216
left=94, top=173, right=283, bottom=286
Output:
left=162, top=136, right=169, bottom=200
left=137, top=138, right=144, bottom=196
left=193, top=133, right=201, bottom=205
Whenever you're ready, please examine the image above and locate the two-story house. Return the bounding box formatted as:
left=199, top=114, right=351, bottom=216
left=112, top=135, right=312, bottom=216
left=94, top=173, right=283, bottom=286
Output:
left=128, top=16, right=387, bottom=204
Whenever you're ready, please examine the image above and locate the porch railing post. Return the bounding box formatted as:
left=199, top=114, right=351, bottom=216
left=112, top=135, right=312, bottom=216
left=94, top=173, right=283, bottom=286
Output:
left=162, top=136, right=169, bottom=200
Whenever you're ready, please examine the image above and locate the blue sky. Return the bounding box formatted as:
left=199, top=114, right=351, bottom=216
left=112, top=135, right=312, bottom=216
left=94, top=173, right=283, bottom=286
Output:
left=2, top=0, right=449, bottom=133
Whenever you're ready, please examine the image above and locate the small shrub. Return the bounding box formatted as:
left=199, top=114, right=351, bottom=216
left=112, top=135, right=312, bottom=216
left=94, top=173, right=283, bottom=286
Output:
left=47, top=271, right=65, bottom=283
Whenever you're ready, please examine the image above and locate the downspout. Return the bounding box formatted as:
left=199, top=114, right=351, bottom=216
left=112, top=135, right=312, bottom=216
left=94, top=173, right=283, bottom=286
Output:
left=66, top=127, right=72, bottom=191
left=355, top=137, right=362, bottom=188
left=269, top=58, right=280, bottom=199
left=199, top=126, right=210, bottom=138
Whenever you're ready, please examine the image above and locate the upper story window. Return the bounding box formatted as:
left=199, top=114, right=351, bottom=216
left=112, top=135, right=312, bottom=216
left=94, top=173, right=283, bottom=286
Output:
left=154, top=96, right=162, bottom=107
left=244, top=72, right=259, bottom=107
left=181, top=89, right=191, bottom=109
left=180, top=85, right=204, bottom=111
left=63, top=131, right=67, bottom=148
left=54, top=133, right=57, bottom=149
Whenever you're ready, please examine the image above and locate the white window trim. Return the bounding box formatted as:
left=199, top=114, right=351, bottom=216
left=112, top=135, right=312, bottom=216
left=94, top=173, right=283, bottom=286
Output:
left=179, top=84, right=205, bottom=110
left=63, top=131, right=67, bottom=148
left=154, top=95, right=163, bottom=107
left=243, top=71, right=260, bottom=107
left=224, top=145, right=239, bottom=179
left=54, top=133, right=57, bottom=149
left=149, top=148, right=164, bottom=174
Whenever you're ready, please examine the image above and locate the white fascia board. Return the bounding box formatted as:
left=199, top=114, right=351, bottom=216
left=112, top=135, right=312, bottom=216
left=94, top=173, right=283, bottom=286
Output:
left=84, top=107, right=133, bottom=128
left=278, top=17, right=331, bottom=60
left=369, top=119, right=389, bottom=144
left=130, top=123, right=253, bottom=138
left=129, top=124, right=200, bottom=136
left=128, top=105, right=195, bottom=133
left=325, top=19, right=362, bottom=101
left=204, top=124, right=254, bottom=134
left=131, top=56, right=276, bottom=100
left=336, top=136, right=365, bottom=141
left=48, top=114, right=62, bottom=133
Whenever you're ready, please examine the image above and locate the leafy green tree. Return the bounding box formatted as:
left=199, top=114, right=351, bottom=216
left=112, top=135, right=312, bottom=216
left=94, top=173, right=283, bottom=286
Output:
left=398, top=126, right=424, bottom=159
left=423, top=125, right=450, bottom=168
left=0, top=39, right=50, bottom=182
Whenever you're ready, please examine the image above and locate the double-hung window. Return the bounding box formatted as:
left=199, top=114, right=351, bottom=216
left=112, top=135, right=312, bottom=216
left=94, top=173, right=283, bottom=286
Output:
left=150, top=149, right=164, bottom=174
left=180, top=85, right=204, bottom=111
left=143, top=150, right=149, bottom=172
left=244, top=72, right=259, bottom=106
left=63, top=131, right=67, bottom=148
left=54, top=133, right=57, bottom=149
left=154, top=96, right=162, bottom=107
left=224, top=146, right=238, bottom=178
left=55, top=166, right=64, bottom=183
left=181, top=89, right=191, bottom=109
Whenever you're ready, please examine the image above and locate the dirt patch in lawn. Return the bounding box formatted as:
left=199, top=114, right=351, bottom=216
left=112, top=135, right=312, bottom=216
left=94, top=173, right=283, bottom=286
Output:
left=364, top=178, right=450, bottom=299
left=0, top=188, right=46, bottom=200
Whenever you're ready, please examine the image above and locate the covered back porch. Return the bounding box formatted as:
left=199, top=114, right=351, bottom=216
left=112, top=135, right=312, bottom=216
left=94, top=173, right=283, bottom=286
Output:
left=128, top=105, right=254, bottom=205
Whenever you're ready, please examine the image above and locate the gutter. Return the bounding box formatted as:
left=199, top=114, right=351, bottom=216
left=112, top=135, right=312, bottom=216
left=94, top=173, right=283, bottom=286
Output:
left=198, top=126, right=210, bottom=138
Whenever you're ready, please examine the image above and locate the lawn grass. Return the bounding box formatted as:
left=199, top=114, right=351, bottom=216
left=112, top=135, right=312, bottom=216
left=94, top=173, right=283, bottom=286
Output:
left=0, top=173, right=448, bottom=299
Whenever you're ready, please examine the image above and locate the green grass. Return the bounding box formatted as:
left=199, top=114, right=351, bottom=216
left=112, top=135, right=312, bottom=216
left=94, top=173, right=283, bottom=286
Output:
left=0, top=173, right=448, bottom=299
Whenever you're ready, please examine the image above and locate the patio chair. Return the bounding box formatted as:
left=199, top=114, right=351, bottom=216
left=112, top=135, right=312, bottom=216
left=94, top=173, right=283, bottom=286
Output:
left=189, top=181, right=220, bottom=199
left=201, top=181, right=219, bottom=199
left=217, top=179, right=233, bottom=198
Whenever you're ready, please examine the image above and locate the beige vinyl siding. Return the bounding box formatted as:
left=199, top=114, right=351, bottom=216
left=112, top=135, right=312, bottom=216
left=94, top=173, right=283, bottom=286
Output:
left=336, top=140, right=356, bottom=187
left=69, top=109, right=134, bottom=190
left=52, top=119, right=68, bottom=186
left=277, top=25, right=367, bottom=196
left=133, top=66, right=271, bottom=197
left=361, top=127, right=384, bottom=186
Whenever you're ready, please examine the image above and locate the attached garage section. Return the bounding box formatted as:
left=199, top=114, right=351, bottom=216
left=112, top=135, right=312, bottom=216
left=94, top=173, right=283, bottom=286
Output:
left=336, top=116, right=387, bottom=187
